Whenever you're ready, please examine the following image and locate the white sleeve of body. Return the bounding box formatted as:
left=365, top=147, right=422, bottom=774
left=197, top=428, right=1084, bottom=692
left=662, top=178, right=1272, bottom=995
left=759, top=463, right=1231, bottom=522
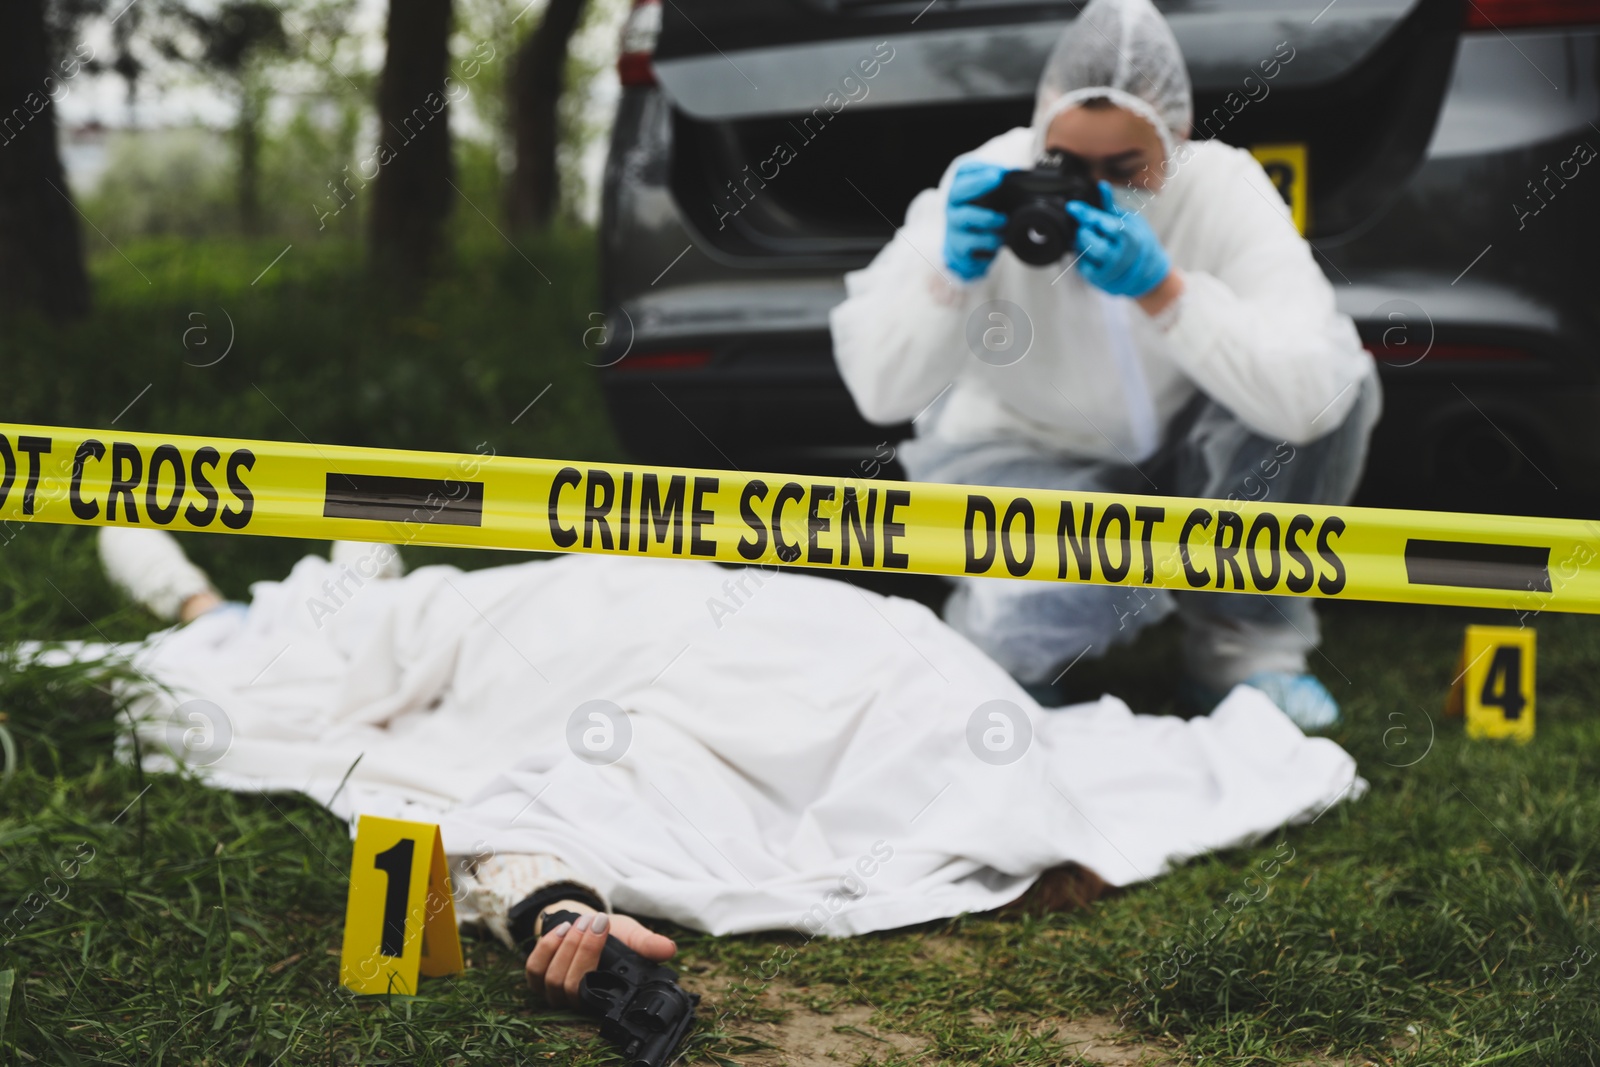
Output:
left=828, top=184, right=979, bottom=426
left=1159, top=149, right=1374, bottom=446
left=449, top=852, right=608, bottom=950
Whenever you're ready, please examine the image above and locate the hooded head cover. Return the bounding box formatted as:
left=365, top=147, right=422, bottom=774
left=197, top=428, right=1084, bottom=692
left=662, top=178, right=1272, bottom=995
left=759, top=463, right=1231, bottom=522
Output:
left=1030, top=0, right=1193, bottom=166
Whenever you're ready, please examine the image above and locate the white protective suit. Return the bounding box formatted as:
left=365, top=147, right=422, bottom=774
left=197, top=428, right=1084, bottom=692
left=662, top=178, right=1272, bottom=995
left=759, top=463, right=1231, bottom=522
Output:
left=829, top=0, right=1375, bottom=460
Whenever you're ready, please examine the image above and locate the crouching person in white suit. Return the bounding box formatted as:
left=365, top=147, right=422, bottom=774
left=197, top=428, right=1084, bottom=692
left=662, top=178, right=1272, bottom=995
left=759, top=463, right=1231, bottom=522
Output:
left=829, top=0, right=1381, bottom=730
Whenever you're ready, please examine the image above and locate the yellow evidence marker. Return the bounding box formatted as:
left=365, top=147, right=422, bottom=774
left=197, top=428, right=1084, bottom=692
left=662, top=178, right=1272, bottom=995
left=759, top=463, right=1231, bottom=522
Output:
left=1251, top=143, right=1309, bottom=234
left=339, top=815, right=464, bottom=994
left=1445, top=625, right=1536, bottom=743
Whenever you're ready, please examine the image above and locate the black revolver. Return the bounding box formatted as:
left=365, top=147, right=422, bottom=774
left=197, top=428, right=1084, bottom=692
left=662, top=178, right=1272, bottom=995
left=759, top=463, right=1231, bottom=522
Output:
left=535, top=908, right=699, bottom=1067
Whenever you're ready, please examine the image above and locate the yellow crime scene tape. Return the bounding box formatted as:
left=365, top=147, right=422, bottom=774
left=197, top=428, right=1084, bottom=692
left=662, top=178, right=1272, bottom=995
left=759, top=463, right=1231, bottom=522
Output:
left=1, top=421, right=1596, bottom=615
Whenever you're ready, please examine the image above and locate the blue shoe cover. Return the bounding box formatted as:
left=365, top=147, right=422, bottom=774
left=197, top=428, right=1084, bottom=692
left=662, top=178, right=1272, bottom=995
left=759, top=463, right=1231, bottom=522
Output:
left=1242, top=670, right=1342, bottom=732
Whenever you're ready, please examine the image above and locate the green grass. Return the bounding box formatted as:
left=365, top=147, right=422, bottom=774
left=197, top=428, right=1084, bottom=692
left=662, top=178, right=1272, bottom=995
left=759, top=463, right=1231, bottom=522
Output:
left=1, top=238, right=1598, bottom=1065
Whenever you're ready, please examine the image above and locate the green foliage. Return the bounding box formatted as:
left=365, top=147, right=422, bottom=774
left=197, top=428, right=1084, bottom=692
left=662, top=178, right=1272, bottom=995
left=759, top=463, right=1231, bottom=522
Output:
left=75, top=0, right=619, bottom=240
left=80, top=103, right=369, bottom=243
left=79, top=128, right=238, bottom=240
left=559, top=0, right=627, bottom=223
left=159, top=0, right=289, bottom=74
left=0, top=233, right=620, bottom=594
left=452, top=0, right=526, bottom=139
left=452, top=0, right=628, bottom=224
left=269, top=100, right=366, bottom=236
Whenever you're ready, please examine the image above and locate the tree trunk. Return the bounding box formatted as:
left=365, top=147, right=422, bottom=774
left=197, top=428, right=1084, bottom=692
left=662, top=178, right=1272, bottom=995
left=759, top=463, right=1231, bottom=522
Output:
left=506, top=0, right=588, bottom=231
left=369, top=0, right=454, bottom=283
left=0, top=0, right=91, bottom=320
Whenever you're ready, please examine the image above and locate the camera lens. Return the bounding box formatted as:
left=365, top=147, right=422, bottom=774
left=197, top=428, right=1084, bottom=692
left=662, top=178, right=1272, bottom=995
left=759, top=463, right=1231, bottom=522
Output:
left=1005, top=201, right=1071, bottom=265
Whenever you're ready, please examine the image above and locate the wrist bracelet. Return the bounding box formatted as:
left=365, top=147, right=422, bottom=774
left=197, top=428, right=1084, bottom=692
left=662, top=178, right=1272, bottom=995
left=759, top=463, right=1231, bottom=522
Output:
left=506, top=881, right=606, bottom=955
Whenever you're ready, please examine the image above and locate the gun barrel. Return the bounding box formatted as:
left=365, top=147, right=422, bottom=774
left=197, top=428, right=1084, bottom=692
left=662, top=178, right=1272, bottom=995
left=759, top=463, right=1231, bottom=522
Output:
left=633, top=1010, right=695, bottom=1067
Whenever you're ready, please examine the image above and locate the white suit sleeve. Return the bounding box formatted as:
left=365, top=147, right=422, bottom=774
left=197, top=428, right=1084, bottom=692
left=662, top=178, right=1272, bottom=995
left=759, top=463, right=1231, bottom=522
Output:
left=1158, top=151, right=1375, bottom=446
left=828, top=186, right=978, bottom=425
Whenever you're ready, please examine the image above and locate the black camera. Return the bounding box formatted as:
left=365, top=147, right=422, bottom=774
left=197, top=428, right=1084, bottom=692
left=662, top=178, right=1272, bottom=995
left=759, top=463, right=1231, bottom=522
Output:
left=973, top=151, right=1105, bottom=266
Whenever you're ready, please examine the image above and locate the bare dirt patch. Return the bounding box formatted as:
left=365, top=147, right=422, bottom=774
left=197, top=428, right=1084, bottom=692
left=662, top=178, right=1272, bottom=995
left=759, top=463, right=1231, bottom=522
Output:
left=698, top=971, right=1183, bottom=1066
left=1043, top=1015, right=1182, bottom=1066
left=732, top=999, right=928, bottom=1066
left=693, top=971, right=925, bottom=1066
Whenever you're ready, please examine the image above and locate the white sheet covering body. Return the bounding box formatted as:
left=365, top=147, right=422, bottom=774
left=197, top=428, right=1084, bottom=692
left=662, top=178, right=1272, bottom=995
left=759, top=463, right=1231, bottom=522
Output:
left=98, top=553, right=1359, bottom=937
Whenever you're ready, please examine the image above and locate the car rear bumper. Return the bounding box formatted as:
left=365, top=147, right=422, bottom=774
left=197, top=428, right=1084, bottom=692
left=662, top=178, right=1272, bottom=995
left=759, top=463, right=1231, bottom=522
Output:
left=601, top=277, right=1598, bottom=505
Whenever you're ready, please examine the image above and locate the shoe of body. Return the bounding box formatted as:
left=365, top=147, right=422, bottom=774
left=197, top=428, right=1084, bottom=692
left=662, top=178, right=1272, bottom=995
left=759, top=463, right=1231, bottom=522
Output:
left=97, top=527, right=214, bottom=622
left=1179, top=670, right=1341, bottom=733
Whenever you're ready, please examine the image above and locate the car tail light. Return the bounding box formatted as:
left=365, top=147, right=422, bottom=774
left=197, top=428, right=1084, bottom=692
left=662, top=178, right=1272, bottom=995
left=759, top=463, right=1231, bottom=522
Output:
left=618, top=0, right=661, bottom=88
left=1465, top=0, right=1600, bottom=30
left=611, top=349, right=712, bottom=372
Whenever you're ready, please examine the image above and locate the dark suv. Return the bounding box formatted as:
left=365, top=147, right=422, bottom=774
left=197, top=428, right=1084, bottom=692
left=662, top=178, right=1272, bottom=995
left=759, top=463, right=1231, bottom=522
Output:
left=597, top=0, right=1600, bottom=514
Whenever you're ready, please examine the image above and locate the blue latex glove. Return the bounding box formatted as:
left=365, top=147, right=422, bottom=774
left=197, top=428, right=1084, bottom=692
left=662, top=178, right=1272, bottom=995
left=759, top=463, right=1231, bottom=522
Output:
left=1067, top=181, right=1170, bottom=298
left=943, top=161, right=1010, bottom=282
